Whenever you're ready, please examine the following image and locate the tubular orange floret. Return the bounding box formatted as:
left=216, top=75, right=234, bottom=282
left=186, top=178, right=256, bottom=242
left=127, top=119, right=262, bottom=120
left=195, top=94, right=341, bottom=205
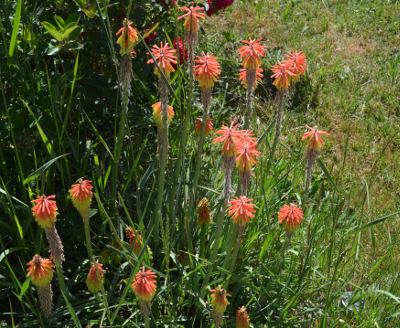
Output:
left=31, top=195, right=58, bottom=229
left=131, top=266, right=157, bottom=302
left=210, top=286, right=231, bottom=314
left=194, top=116, right=213, bottom=136
left=238, top=38, right=267, bottom=70
left=271, top=60, right=296, bottom=91
left=86, top=261, right=104, bottom=293
left=236, top=306, right=251, bottom=328
left=193, top=52, right=221, bottom=88
left=178, top=2, right=205, bottom=32
left=26, top=255, right=54, bottom=287
left=147, top=42, right=177, bottom=78
left=197, top=197, right=212, bottom=225
left=235, top=141, right=260, bottom=172
left=278, top=203, right=304, bottom=232
left=283, top=50, right=307, bottom=82
left=70, top=179, right=93, bottom=217
left=116, top=18, right=139, bottom=54
left=228, top=196, right=256, bottom=227
left=125, top=226, right=143, bottom=256
left=152, top=101, right=175, bottom=128
left=213, top=122, right=246, bottom=157
left=239, top=67, right=263, bottom=88
left=302, top=125, right=330, bottom=151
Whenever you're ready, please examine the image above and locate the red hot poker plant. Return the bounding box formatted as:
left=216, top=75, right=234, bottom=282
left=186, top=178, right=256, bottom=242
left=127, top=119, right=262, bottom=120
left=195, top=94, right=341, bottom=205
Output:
left=132, top=266, right=157, bottom=317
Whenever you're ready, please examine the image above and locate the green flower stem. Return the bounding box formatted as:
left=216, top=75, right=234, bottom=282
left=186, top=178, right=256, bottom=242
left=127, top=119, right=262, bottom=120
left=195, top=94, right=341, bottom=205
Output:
left=200, top=200, right=228, bottom=298
left=220, top=223, right=237, bottom=280
left=83, top=217, right=93, bottom=260
left=223, top=231, right=241, bottom=289
left=55, top=265, right=68, bottom=298
left=200, top=223, right=207, bottom=260
left=144, top=315, right=150, bottom=328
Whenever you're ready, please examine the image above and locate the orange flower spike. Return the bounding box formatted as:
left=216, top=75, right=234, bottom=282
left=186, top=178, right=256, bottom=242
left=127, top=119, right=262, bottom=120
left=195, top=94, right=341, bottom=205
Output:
left=70, top=179, right=93, bottom=216
left=213, top=122, right=246, bottom=157
left=239, top=67, right=263, bottom=87
left=125, top=227, right=143, bottom=256
left=210, top=286, right=231, bottom=314
left=178, top=2, right=205, bottom=32
left=278, top=203, right=304, bottom=232
left=194, top=52, right=221, bottom=88
left=132, top=266, right=157, bottom=302
left=241, top=129, right=257, bottom=143
left=238, top=38, right=267, bottom=70
left=236, top=141, right=260, bottom=171
left=147, top=42, right=177, bottom=78
left=302, top=125, right=330, bottom=151
left=31, top=195, right=58, bottom=229
left=197, top=198, right=212, bottom=225
left=116, top=19, right=139, bottom=54
left=236, top=306, right=251, bottom=328
left=194, top=117, right=213, bottom=136
left=26, top=255, right=54, bottom=287
left=86, top=261, right=104, bottom=293
left=228, top=196, right=256, bottom=227
left=271, top=61, right=296, bottom=91
left=152, top=101, right=175, bottom=128
left=283, top=50, right=307, bottom=82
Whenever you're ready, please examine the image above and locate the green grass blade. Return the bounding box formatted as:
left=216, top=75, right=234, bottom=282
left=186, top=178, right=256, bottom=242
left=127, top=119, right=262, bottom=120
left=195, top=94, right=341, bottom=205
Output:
left=61, top=291, right=83, bottom=328
left=23, top=153, right=69, bottom=185
left=8, top=0, right=22, bottom=57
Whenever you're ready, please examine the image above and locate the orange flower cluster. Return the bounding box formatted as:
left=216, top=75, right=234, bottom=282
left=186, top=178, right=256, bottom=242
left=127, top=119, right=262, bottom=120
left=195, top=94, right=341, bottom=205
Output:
left=271, top=50, right=307, bottom=91
left=147, top=42, right=177, bottom=78
left=178, top=3, right=205, bottom=33
left=228, top=196, right=256, bottom=227
left=116, top=19, right=139, bottom=54
left=213, top=122, right=246, bottom=157
left=238, top=38, right=267, bottom=70
left=210, top=285, right=231, bottom=314
left=194, top=52, right=221, bottom=89
left=125, top=226, right=143, bottom=256
left=31, top=195, right=58, bottom=229
left=86, top=261, right=104, bottom=293
left=152, top=101, right=175, bottom=129
left=236, top=306, right=251, bottom=328
left=278, top=203, right=304, bottom=232
left=132, top=266, right=157, bottom=302
left=197, top=198, right=212, bottom=225
left=26, top=255, right=54, bottom=287
left=236, top=140, right=260, bottom=172
left=194, top=116, right=213, bottom=136
left=70, top=179, right=93, bottom=218
left=302, top=125, right=330, bottom=151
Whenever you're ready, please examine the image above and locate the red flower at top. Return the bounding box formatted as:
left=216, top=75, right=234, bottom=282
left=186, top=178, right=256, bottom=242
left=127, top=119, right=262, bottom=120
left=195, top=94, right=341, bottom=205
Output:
left=132, top=266, right=157, bottom=302
left=206, top=0, right=234, bottom=16
left=116, top=19, right=139, bottom=54
left=71, top=179, right=93, bottom=216
left=178, top=2, right=205, bottom=32
left=194, top=52, right=221, bottom=88
left=278, top=203, right=303, bottom=232
left=238, top=38, right=267, bottom=70
left=26, top=254, right=54, bottom=287
left=235, top=141, right=260, bottom=171
left=147, top=42, right=177, bottom=78
left=213, top=122, right=245, bottom=157
left=302, top=125, right=330, bottom=151
left=228, top=196, right=256, bottom=226
left=31, top=195, right=58, bottom=229
left=283, top=50, right=307, bottom=82
left=271, top=61, right=296, bottom=91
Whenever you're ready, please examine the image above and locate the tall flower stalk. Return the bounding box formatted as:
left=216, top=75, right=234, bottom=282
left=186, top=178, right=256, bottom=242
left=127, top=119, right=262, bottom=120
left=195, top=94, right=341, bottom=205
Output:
left=147, top=42, right=177, bottom=244
left=237, top=38, right=266, bottom=129
left=31, top=195, right=66, bottom=297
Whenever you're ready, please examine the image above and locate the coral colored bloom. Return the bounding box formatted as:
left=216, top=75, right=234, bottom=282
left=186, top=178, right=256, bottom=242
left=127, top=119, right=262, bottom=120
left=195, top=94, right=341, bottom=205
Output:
left=197, top=198, right=212, bottom=225
left=239, top=67, right=263, bottom=87
left=147, top=42, right=177, bottom=78
left=26, top=255, right=54, bottom=287
left=132, top=266, right=157, bottom=302
left=194, top=52, right=221, bottom=88
left=116, top=19, right=139, bottom=54
left=70, top=179, right=93, bottom=217
left=210, top=286, right=231, bottom=314
left=240, top=129, right=257, bottom=143
left=283, top=50, right=307, bottom=82
left=194, top=116, right=213, bottom=136
left=238, top=38, right=267, bottom=70
left=178, top=2, right=205, bottom=32
left=236, top=306, right=250, bottom=328
left=271, top=61, right=296, bottom=91
left=31, top=195, right=58, bottom=229
left=235, top=141, right=260, bottom=171
left=228, top=196, right=256, bottom=226
left=152, top=101, right=174, bottom=128
left=302, top=125, right=330, bottom=151
left=86, top=261, right=104, bottom=293
left=213, top=122, right=246, bottom=157
left=278, top=203, right=304, bottom=232
left=125, top=226, right=143, bottom=256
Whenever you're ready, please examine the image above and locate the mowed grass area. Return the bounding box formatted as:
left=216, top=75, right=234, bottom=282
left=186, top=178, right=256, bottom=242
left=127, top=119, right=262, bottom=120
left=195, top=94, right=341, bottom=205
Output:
left=204, top=0, right=400, bottom=217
